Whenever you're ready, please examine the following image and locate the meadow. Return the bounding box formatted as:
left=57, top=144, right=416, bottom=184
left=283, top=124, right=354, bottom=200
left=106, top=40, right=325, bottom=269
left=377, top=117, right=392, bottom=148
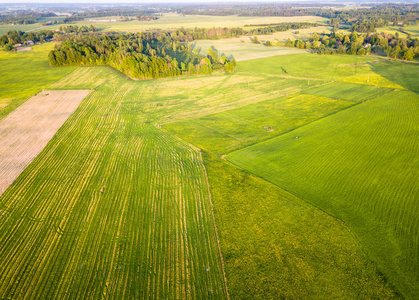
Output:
left=0, top=23, right=42, bottom=35
left=226, top=59, right=419, bottom=298
left=26, top=13, right=327, bottom=33
left=0, top=23, right=418, bottom=298
left=0, top=67, right=228, bottom=299
left=0, top=43, right=76, bottom=120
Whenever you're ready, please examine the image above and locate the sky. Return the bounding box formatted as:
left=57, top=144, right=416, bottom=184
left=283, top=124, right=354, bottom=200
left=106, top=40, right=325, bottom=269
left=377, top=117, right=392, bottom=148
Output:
left=0, top=0, right=302, bottom=3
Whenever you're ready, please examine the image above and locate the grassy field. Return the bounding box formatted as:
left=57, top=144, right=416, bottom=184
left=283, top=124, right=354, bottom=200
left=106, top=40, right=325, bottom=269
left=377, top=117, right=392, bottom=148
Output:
left=238, top=53, right=406, bottom=89
left=227, top=87, right=419, bottom=298
left=0, top=23, right=43, bottom=35
left=0, top=43, right=76, bottom=120
left=31, top=14, right=327, bottom=33
left=163, top=54, right=418, bottom=298
left=165, top=94, right=354, bottom=154
left=301, top=81, right=393, bottom=102
left=192, top=40, right=307, bottom=61
left=1, top=33, right=418, bottom=298
left=202, top=152, right=396, bottom=299
left=0, top=67, right=228, bottom=299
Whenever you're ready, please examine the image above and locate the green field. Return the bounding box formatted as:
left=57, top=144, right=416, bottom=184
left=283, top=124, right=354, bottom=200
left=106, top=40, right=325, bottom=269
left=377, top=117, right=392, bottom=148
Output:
left=164, top=54, right=418, bottom=298
left=0, top=67, right=228, bottom=299
left=227, top=80, right=419, bottom=297
left=30, top=14, right=327, bottom=33
left=192, top=40, right=307, bottom=61
left=0, top=43, right=76, bottom=120
left=302, top=81, right=393, bottom=102
left=0, top=23, right=43, bottom=35
left=165, top=94, right=354, bottom=154
left=1, top=22, right=418, bottom=299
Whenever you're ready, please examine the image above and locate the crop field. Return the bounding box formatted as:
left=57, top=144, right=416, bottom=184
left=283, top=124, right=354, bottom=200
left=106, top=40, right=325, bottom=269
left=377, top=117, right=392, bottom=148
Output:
left=31, top=14, right=327, bottom=33
left=1, top=30, right=418, bottom=299
left=0, top=43, right=76, bottom=120
left=0, top=89, right=90, bottom=195
left=0, top=67, right=229, bottom=299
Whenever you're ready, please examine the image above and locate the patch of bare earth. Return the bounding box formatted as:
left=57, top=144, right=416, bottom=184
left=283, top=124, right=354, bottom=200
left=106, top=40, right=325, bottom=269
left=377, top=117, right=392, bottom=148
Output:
left=17, top=47, right=32, bottom=51
left=0, top=90, right=90, bottom=195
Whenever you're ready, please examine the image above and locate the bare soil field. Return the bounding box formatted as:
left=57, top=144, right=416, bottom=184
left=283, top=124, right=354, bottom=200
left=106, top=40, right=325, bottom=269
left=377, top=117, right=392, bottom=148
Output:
left=17, top=47, right=32, bottom=51
left=0, top=90, right=90, bottom=195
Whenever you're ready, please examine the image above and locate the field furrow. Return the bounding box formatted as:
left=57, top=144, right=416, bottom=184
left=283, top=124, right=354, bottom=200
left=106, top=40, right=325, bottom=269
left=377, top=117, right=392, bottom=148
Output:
left=0, top=69, right=227, bottom=299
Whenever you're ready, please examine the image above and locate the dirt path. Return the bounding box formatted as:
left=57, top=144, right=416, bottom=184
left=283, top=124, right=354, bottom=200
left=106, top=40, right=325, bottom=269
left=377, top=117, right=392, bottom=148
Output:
left=0, top=90, right=90, bottom=195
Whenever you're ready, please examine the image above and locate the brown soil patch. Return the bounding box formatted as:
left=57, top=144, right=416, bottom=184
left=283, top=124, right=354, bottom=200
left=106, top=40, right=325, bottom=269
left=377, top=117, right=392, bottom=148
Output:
left=0, top=90, right=90, bottom=195
left=17, top=47, right=32, bottom=51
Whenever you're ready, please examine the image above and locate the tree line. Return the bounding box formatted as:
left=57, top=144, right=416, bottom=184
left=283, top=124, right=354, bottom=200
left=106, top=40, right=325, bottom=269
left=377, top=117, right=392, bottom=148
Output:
left=284, top=31, right=418, bottom=61
left=0, top=30, right=55, bottom=49
left=48, top=32, right=236, bottom=79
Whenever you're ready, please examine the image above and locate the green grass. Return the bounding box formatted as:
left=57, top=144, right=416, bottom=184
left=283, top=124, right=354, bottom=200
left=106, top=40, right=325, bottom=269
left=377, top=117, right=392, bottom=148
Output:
left=202, top=152, right=397, bottom=299
left=376, top=25, right=419, bottom=39
left=1, top=45, right=418, bottom=298
left=0, top=23, right=43, bottom=35
left=164, top=94, right=353, bottom=154
left=0, top=43, right=76, bottom=120
left=192, top=40, right=307, bottom=61
left=33, top=14, right=328, bottom=33
left=0, top=67, right=228, bottom=299
left=227, top=90, right=419, bottom=298
left=302, top=82, right=393, bottom=102
left=237, top=53, right=377, bottom=77
left=237, top=53, right=407, bottom=89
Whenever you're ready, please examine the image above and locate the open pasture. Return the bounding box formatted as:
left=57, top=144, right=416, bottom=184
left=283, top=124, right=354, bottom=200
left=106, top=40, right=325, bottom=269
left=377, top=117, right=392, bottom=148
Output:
left=1, top=41, right=418, bottom=299
left=0, top=23, right=42, bottom=35
left=32, top=14, right=327, bottom=33
left=302, top=81, right=393, bottom=102
left=0, top=67, right=228, bottom=299
left=0, top=89, right=90, bottom=195
left=237, top=53, right=407, bottom=89
left=201, top=153, right=396, bottom=299
left=227, top=90, right=419, bottom=298
left=165, top=54, right=418, bottom=298
left=192, top=40, right=307, bottom=61
left=164, top=94, right=353, bottom=154
left=0, top=43, right=76, bottom=120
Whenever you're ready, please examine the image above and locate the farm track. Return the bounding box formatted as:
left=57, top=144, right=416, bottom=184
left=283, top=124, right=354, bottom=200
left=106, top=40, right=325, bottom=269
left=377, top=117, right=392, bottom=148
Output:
left=0, top=71, right=228, bottom=299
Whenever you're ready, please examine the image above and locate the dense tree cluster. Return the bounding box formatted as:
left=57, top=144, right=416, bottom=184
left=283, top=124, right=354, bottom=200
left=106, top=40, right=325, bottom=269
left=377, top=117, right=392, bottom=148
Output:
left=0, top=30, right=55, bottom=48
left=246, top=22, right=317, bottom=35
left=0, top=11, right=56, bottom=25
left=48, top=32, right=236, bottom=79
left=178, top=4, right=418, bottom=33
left=59, top=25, right=97, bottom=34
left=284, top=31, right=418, bottom=60
left=136, top=15, right=159, bottom=22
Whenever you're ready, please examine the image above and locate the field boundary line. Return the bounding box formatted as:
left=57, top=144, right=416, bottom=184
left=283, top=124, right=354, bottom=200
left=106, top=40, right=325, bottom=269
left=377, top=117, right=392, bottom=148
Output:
left=223, top=155, right=402, bottom=297
left=223, top=89, right=397, bottom=156
left=224, top=94, right=380, bottom=156
left=200, top=151, right=231, bottom=300
left=160, top=88, right=301, bottom=126
left=158, top=126, right=230, bottom=299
